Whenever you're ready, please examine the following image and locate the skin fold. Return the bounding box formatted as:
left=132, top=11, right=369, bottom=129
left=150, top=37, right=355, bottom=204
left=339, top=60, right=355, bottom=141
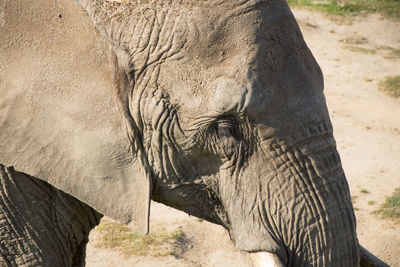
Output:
left=0, top=0, right=378, bottom=266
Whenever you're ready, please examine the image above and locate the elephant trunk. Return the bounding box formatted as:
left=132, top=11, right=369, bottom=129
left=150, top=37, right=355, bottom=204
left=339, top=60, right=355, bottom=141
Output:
left=267, top=134, right=359, bottom=266
left=220, top=122, right=360, bottom=266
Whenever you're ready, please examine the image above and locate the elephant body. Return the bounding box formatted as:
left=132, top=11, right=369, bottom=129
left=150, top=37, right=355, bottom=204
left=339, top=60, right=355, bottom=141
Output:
left=0, top=0, right=367, bottom=266
left=0, top=165, right=101, bottom=266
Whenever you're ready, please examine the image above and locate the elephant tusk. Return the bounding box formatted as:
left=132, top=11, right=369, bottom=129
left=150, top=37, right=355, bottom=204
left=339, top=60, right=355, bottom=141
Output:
left=250, top=252, right=284, bottom=267
left=360, top=245, right=390, bottom=267
left=250, top=245, right=390, bottom=267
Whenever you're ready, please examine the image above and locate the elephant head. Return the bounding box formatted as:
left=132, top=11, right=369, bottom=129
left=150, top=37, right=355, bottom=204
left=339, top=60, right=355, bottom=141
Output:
left=0, top=0, right=366, bottom=265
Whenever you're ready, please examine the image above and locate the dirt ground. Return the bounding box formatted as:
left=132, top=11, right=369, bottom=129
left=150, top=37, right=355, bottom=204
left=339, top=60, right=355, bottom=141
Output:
left=86, top=9, right=400, bottom=267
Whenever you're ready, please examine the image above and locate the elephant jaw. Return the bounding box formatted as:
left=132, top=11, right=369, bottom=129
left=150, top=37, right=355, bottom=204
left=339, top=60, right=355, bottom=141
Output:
left=250, top=252, right=284, bottom=267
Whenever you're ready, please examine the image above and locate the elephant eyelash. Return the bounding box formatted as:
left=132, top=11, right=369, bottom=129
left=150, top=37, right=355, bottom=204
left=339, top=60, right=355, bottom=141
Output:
left=207, top=121, right=242, bottom=141
left=207, top=115, right=242, bottom=138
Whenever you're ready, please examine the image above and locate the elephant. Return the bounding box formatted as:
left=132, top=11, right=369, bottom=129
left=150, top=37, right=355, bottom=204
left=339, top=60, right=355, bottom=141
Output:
left=0, top=0, right=388, bottom=266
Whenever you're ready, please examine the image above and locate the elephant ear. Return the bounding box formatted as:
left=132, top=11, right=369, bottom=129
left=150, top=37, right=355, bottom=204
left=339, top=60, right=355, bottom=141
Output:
left=0, top=0, right=151, bottom=233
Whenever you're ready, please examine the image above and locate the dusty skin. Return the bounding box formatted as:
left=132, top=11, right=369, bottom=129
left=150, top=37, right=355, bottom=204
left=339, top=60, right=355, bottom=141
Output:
left=86, top=9, right=400, bottom=267
left=1, top=0, right=362, bottom=265
left=0, top=0, right=397, bottom=265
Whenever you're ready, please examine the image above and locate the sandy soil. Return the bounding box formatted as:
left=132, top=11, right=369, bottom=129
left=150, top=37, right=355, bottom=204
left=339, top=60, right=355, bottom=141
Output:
left=86, top=9, right=400, bottom=267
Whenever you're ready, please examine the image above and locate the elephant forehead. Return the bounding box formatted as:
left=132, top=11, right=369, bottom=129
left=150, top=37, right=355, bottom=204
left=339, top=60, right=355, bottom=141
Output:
left=111, top=0, right=292, bottom=69
left=130, top=0, right=312, bottom=127
left=158, top=2, right=295, bottom=102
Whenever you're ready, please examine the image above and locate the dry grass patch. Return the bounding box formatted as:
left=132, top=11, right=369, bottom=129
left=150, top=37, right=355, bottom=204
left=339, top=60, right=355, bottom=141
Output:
left=93, top=0, right=138, bottom=20
left=93, top=218, right=184, bottom=257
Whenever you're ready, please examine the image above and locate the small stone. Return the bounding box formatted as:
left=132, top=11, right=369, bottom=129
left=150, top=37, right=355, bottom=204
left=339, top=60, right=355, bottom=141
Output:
left=58, top=13, right=62, bottom=19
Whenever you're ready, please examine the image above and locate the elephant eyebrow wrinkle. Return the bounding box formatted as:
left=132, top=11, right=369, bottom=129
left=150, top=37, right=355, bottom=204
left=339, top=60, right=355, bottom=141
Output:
left=120, top=8, right=187, bottom=81
left=87, top=1, right=187, bottom=84
left=135, top=79, right=186, bottom=183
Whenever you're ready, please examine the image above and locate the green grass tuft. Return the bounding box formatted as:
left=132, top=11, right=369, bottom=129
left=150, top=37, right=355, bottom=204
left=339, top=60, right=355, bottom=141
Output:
left=379, top=76, right=400, bottom=98
left=360, top=189, right=370, bottom=194
left=379, top=46, right=400, bottom=58
left=340, top=36, right=368, bottom=45
left=376, top=188, right=400, bottom=219
left=93, top=219, right=184, bottom=257
left=286, top=0, right=400, bottom=19
left=368, top=200, right=376, bottom=205
left=344, top=46, right=376, bottom=54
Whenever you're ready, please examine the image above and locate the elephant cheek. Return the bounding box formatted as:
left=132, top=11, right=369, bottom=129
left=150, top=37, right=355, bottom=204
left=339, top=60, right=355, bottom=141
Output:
left=217, top=167, right=288, bottom=263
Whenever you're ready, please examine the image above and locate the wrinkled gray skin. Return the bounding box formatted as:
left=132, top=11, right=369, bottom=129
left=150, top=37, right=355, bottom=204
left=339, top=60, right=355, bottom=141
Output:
left=0, top=0, right=363, bottom=266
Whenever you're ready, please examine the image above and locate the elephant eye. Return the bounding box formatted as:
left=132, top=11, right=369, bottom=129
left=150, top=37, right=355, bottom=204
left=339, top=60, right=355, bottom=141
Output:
left=207, top=115, right=241, bottom=138
left=213, top=121, right=242, bottom=140
left=206, top=116, right=243, bottom=159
